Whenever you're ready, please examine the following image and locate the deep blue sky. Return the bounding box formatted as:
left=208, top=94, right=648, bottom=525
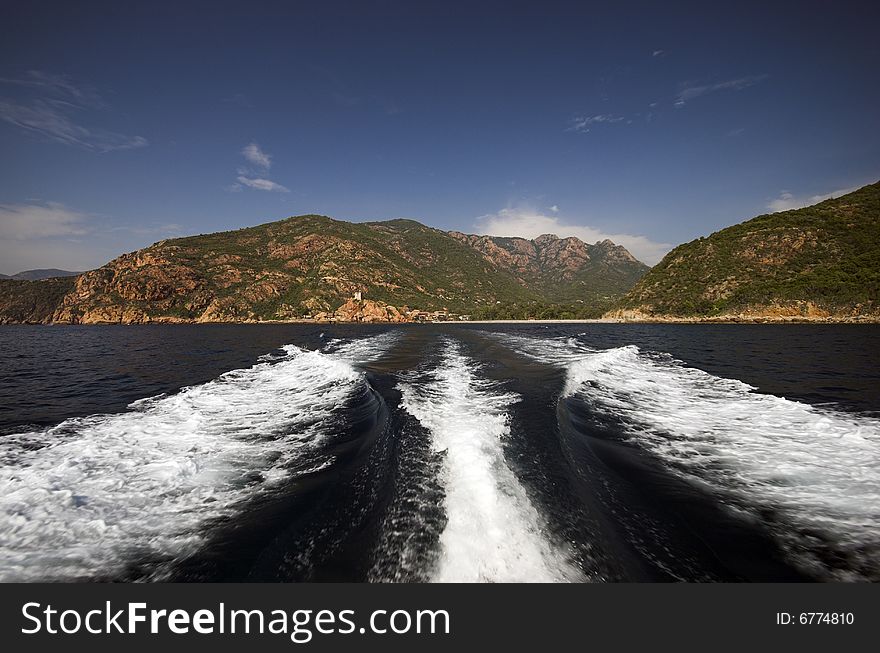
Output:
left=1, top=0, right=878, bottom=272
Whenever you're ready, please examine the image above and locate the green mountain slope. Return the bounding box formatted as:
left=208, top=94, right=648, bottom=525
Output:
left=609, top=181, right=880, bottom=320
left=0, top=278, right=77, bottom=324
left=0, top=214, right=647, bottom=323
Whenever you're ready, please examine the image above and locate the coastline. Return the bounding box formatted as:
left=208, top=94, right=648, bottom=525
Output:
left=450, top=317, right=880, bottom=324
left=3, top=315, right=880, bottom=326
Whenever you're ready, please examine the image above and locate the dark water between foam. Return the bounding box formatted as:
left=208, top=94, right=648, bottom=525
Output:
left=0, top=324, right=878, bottom=582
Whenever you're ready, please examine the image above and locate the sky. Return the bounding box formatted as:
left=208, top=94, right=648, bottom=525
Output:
left=1, top=0, right=879, bottom=273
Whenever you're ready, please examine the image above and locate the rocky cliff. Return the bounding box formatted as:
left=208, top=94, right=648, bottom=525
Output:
left=449, top=232, right=648, bottom=304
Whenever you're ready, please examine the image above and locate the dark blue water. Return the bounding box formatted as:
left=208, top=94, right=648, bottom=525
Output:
left=0, top=324, right=878, bottom=582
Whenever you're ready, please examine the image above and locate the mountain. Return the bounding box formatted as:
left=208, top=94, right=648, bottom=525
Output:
left=7, top=269, right=83, bottom=281
left=608, top=181, right=880, bottom=321
left=0, top=215, right=647, bottom=324
left=448, top=233, right=649, bottom=305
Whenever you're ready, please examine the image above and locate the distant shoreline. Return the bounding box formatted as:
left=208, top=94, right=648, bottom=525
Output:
left=3, top=316, right=879, bottom=326
left=444, top=318, right=880, bottom=324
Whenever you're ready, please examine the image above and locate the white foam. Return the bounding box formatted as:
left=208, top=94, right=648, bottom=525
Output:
left=553, top=342, right=880, bottom=580
left=0, top=345, right=363, bottom=581
left=323, top=331, right=400, bottom=363
left=398, top=339, right=581, bottom=582
left=492, top=332, right=594, bottom=366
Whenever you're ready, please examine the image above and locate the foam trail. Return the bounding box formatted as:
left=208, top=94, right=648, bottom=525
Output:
left=398, top=339, right=581, bottom=582
left=323, top=331, right=400, bottom=363
left=0, top=345, right=363, bottom=581
left=491, top=332, right=594, bottom=366
left=505, top=336, right=880, bottom=581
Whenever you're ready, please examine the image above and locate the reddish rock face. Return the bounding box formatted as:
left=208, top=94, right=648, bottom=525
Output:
left=332, top=299, right=406, bottom=323
left=49, top=250, right=213, bottom=323
left=447, top=232, right=643, bottom=286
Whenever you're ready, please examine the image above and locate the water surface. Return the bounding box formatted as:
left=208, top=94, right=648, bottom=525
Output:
left=0, top=324, right=877, bottom=581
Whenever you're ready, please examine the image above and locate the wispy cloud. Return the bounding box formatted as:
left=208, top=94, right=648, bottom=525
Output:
left=652, top=49, right=665, bottom=58
left=0, top=100, right=148, bottom=152
left=0, top=71, right=147, bottom=152
left=0, top=201, right=186, bottom=274
left=229, top=143, right=289, bottom=192
left=476, top=206, right=671, bottom=265
left=0, top=70, right=105, bottom=108
left=0, top=202, right=90, bottom=240
left=566, top=113, right=626, bottom=133
left=674, top=75, right=768, bottom=108
left=242, top=142, right=271, bottom=169
left=236, top=176, right=290, bottom=193
left=767, top=185, right=860, bottom=213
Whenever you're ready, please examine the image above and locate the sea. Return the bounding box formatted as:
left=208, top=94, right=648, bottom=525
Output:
left=0, top=323, right=878, bottom=582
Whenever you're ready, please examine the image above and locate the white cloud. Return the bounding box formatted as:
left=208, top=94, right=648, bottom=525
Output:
left=231, top=143, right=289, bottom=192
left=0, top=202, right=90, bottom=240
left=476, top=206, right=671, bottom=265
left=549, top=204, right=559, bottom=213
left=242, top=142, right=271, bottom=169
left=236, top=176, right=290, bottom=193
left=0, top=202, right=187, bottom=274
left=652, top=49, right=665, bottom=57
left=0, top=71, right=147, bottom=152
left=567, top=114, right=625, bottom=133
left=767, top=186, right=860, bottom=213
left=674, top=75, right=767, bottom=108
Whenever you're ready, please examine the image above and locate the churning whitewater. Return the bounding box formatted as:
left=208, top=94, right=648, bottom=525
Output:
left=0, top=341, right=377, bottom=581
left=0, top=325, right=878, bottom=582
left=496, top=333, right=880, bottom=581
left=397, top=339, right=581, bottom=582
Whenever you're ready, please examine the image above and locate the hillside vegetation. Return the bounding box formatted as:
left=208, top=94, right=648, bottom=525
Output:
left=0, top=278, right=77, bottom=324
left=609, top=182, right=880, bottom=320
left=0, top=215, right=647, bottom=323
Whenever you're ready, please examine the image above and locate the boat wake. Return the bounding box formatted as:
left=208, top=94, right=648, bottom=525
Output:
left=398, top=339, right=582, bottom=582
left=0, top=343, right=367, bottom=581
left=498, top=334, right=880, bottom=581
left=1, top=329, right=877, bottom=582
